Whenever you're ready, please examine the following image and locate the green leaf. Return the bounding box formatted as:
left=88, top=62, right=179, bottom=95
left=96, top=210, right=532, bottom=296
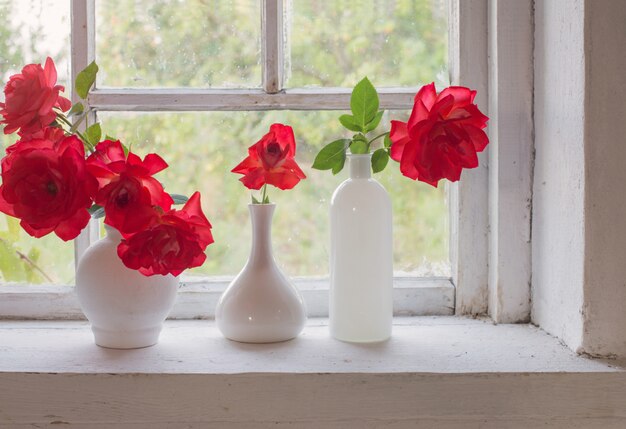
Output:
left=25, top=247, right=41, bottom=283
left=349, top=139, right=368, bottom=154
left=67, top=102, right=84, bottom=117
left=0, top=238, right=24, bottom=282
left=384, top=133, right=392, bottom=149
left=350, top=77, right=379, bottom=129
left=171, top=194, right=189, bottom=205
left=88, top=204, right=105, bottom=219
left=364, top=110, right=384, bottom=133
left=85, top=123, right=101, bottom=145
left=251, top=195, right=261, bottom=204
left=104, top=134, right=117, bottom=142
left=331, top=154, right=346, bottom=175
left=312, top=139, right=349, bottom=171
left=262, top=194, right=270, bottom=204
left=6, top=216, right=20, bottom=241
left=371, top=148, right=390, bottom=173
left=338, top=114, right=363, bottom=132
left=75, top=61, right=99, bottom=99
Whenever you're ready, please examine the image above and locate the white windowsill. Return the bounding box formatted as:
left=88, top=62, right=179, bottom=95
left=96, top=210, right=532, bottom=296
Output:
left=0, top=277, right=455, bottom=319
left=1, top=317, right=625, bottom=427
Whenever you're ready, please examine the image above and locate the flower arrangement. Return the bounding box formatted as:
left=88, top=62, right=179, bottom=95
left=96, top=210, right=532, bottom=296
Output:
left=231, top=123, right=306, bottom=202
left=0, top=58, right=213, bottom=276
left=312, top=77, right=489, bottom=186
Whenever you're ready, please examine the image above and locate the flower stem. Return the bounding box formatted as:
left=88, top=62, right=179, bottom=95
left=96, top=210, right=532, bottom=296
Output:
left=56, top=114, right=94, bottom=152
left=70, top=110, right=89, bottom=133
left=368, top=131, right=389, bottom=146
left=0, top=237, right=54, bottom=283
left=261, top=184, right=269, bottom=204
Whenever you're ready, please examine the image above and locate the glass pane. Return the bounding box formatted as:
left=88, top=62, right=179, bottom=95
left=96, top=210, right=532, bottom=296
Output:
left=96, top=0, right=261, bottom=88
left=0, top=0, right=74, bottom=285
left=284, top=0, right=448, bottom=88
left=98, top=111, right=450, bottom=278
left=0, top=0, right=70, bottom=88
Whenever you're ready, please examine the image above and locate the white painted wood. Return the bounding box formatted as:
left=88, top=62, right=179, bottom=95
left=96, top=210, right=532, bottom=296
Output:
left=579, top=1, right=626, bottom=358
left=261, top=0, right=283, bottom=93
left=0, top=277, right=454, bottom=320
left=532, top=0, right=586, bottom=352
left=487, top=0, right=534, bottom=323
left=449, top=0, right=489, bottom=316
left=0, top=319, right=623, bottom=428
left=1, top=373, right=625, bottom=428
left=71, top=0, right=97, bottom=266
left=0, top=318, right=618, bottom=373
left=87, top=87, right=420, bottom=111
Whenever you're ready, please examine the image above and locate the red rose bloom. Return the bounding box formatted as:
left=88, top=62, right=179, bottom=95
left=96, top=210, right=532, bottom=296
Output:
left=117, top=192, right=214, bottom=276
left=86, top=140, right=174, bottom=235
left=389, top=83, right=489, bottom=187
left=18, top=126, right=66, bottom=143
left=231, top=123, right=306, bottom=190
left=0, top=57, right=71, bottom=136
left=0, top=135, right=97, bottom=240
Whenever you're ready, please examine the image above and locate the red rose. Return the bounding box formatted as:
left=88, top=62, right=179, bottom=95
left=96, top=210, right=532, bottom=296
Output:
left=0, top=57, right=71, bottom=136
left=0, top=135, right=97, bottom=240
left=231, top=123, right=306, bottom=190
left=86, top=140, right=174, bottom=234
left=117, top=192, right=214, bottom=276
left=17, top=126, right=66, bottom=143
left=390, top=83, right=489, bottom=187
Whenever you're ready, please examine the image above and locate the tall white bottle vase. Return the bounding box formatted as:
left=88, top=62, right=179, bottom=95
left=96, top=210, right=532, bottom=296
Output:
left=329, top=153, right=393, bottom=342
left=216, top=203, right=306, bottom=343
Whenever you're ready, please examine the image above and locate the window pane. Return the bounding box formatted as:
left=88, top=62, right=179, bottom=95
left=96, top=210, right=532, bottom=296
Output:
left=284, top=0, right=448, bottom=88
left=0, top=0, right=74, bottom=286
left=0, top=0, right=70, bottom=87
left=98, top=111, right=450, bottom=278
left=96, top=0, right=261, bottom=88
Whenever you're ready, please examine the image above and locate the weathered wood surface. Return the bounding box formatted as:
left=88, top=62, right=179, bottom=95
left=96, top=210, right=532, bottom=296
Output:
left=0, top=319, right=623, bottom=428
left=0, top=278, right=454, bottom=320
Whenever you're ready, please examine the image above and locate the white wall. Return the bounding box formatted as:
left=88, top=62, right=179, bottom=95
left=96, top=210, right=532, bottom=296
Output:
left=532, top=0, right=626, bottom=358
left=582, top=0, right=626, bottom=357
left=532, top=0, right=586, bottom=351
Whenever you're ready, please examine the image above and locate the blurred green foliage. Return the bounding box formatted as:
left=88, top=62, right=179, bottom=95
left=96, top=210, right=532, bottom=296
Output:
left=0, top=0, right=450, bottom=284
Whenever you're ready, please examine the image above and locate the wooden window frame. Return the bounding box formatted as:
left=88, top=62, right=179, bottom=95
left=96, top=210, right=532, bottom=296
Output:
left=0, top=0, right=499, bottom=320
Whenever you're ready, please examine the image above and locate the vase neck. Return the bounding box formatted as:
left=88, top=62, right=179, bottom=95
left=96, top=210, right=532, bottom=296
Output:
left=104, top=224, right=122, bottom=242
left=248, top=203, right=275, bottom=266
left=348, top=154, right=372, bottom=179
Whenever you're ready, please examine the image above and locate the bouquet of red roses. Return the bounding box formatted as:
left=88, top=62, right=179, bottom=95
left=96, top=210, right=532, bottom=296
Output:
left=0, top=58, right=213, bottom=276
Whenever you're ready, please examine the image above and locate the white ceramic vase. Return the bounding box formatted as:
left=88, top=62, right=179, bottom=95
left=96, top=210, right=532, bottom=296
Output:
left=76, top=225, right=179, bottom=349
left=330, top=153, right=393, bottom=342
left=216, top=203, right=306, bottom=343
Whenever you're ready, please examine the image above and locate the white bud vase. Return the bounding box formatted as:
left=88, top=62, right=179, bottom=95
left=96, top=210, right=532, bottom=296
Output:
left=330, top=153, right=393, bottom=342
left=76, top=225, right=179, bottom=349
left=216, top=203, right=306, bottom=343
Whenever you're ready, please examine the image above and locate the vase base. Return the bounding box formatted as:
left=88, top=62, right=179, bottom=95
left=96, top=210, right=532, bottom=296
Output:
left=332, top=334, right=391, bottom=344
left=91, top=325, right=163, bottom=349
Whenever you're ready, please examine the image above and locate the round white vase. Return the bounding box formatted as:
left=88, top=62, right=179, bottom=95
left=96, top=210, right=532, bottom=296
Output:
left=76, top=225, right=179, bottom=349
left=330, top=153, right=393, bottom=342
left=216, top=203, right=306, bottom=343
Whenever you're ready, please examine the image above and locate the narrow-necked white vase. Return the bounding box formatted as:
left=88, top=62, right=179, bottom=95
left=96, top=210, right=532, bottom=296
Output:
left=76, top=225, right=179, bottom=349
left=216, top=203, right=306, bottom=343
left=330, top=153, right=393, bottom=342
